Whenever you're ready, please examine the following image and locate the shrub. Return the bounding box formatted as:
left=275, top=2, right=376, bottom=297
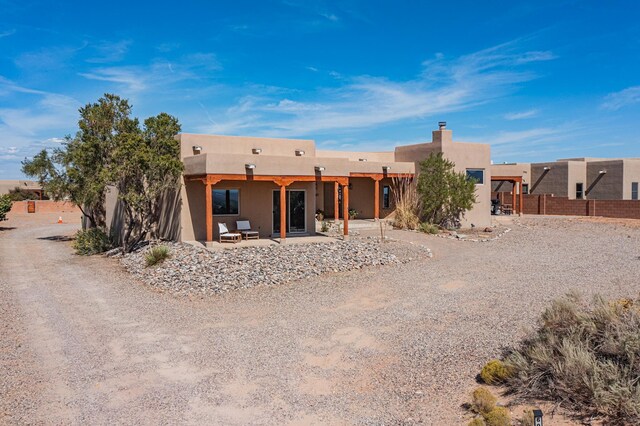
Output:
left=480, top=360, right=511, bottom=385
left=73, top=228, right=112, bottom=255
left=0, top=194, right=11, bottom=221
left=145, top=245, right=170, bottom=267
left=471, top=387, right=497, bottom=414
left=467, top=418, right=486, bottom=426
left=348, top=208, right=358, bottom=219
left=483, top=407, right=510, bottom=426
left=502, top=293, right=640, bottom=424
left=519, top=410, right=534, bottom=426
left=320, top=221, right=330, bottom=232
left=418, top=222, right=439, bottom=234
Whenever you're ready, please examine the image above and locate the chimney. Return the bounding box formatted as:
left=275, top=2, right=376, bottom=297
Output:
left=432, top=121, right=452, bottom=145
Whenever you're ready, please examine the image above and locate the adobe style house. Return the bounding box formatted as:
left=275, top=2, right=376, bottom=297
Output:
left=175, top=123, right=491, bottom=245
left=0, top=180, right=44, bottom=199
left=492, top=158, right=640, bottom=201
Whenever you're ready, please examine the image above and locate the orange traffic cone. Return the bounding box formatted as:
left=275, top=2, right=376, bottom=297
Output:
left=58, top=216, right=63, bottom=224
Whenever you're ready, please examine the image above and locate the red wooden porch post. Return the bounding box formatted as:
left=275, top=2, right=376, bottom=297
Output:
left=205, top=182, right=213, bottom=242
left=334, top=181, right=339, bottom=220
left=512, top=183, right=516, bottom=214
left=342, top=182, right=349, bottom=237
left=280, top=184, right=287, bottom=241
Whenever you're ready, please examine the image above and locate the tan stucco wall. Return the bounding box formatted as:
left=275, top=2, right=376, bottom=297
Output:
left=622, top=160, right=640, bottom=199
left=178, top=134, right=317, bottom=158
left=393, top=130, right=492, bottom=227
left=567, top=161, right=587, bottom=200
left=181, top=179, right=315, bottom=241
left=316, top=150, right=396, bottom=163
left=0, top=180, right=41, bottom=195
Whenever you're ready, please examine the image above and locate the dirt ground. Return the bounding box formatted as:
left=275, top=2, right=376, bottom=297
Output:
left=2, top=211, right=640, bottom=425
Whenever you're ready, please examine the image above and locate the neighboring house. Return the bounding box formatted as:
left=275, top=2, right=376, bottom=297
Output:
left=492, top=158, right=640, bottom=200
left=0, top=180, right=44, bottom=199
left=171, top=123, right=491, bottom=245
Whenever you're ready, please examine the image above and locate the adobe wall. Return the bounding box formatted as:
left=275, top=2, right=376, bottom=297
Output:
left=622, top=160, right=640, bottom=199
left=181, top=179, right=315, bottom=241
left=10, top=200, right=81, bottom=215
left=521, top=194, right=640, bottom=219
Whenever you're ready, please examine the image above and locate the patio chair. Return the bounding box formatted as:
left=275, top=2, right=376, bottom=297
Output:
left=218, top=223, right=241, bottom=243
left=236, top=220, right=259, bottom=240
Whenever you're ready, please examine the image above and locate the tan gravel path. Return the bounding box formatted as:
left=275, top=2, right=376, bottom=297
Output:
left=2, top=213, right=640, bottom=425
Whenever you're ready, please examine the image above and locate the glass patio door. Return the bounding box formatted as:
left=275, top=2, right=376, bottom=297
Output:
left=273, top=190, right=306, bottom=234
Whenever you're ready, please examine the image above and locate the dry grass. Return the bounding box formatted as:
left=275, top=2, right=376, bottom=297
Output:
left=391, top=176, right=420, bottom=230
left=503, top=293, right=640, bottom=424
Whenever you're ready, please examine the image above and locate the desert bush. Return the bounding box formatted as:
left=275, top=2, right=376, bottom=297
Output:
left=480, top=359, right=511, bottom=385
left=483, top=407, right=510, bottom=426
left=418, top=222, right=439, bottom=234
left=145, top=245, right=170, bottom=267
left=502, top=293, right=640, bottom=424
left=519, top=410, right=534, bottom=426
left=467, top=417, right=486, bottom=426
left=0, top=194, right=11, bottom=221
left=391, top=176, right=420, bottom=230
left=73, top=228, right=112, bottom=255
left=320, top=221, right=330, bottom=232
left=471, top=387, right=497, bottom=414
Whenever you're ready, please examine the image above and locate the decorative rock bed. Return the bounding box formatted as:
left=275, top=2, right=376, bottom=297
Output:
left=118, top=239, right=431, bottom=295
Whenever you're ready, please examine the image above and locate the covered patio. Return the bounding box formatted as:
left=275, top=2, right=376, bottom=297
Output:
left=491, top=175, right=524, bottom=215
left=185, top=171, right=413, bottom=245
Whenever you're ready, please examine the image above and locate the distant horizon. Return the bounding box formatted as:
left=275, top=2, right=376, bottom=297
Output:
left=1, top=0, right=640, bottom=179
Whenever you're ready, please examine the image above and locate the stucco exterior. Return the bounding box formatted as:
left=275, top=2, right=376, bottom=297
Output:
left=150, top=124, right=494, bottom=243
left=495, top=158, right=640, bottom=201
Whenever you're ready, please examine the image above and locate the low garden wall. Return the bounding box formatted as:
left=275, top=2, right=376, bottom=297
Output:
left=498, top=193, right=640, bottom=219
left=10, top=200, right=81, bottom=215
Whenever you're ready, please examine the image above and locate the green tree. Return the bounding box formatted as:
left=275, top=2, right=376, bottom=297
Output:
left=0, top=194, right=12, bottom=221
left=22, top=94, right=135, bottom=228
left=8, top=187, right=41, bottom=201
left=109, top=112, right=182, bottom=252
left=417, top=152, right=476, bottom=228
left=22, top=93, right=182, bottom=253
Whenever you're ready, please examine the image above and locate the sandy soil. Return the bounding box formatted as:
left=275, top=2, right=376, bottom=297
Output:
left=2, top=212, right=640, bottom=424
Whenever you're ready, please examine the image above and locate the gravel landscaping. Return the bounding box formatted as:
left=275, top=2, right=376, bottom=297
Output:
left=3, top=214, right=640, bottom=424
left=119, top=238, right=433, bottom=294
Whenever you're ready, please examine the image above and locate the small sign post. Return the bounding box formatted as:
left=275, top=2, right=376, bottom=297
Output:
left=533, top=409, right=543, bottom=426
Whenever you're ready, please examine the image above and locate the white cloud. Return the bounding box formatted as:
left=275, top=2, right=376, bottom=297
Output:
left=202, top=40, right=556, bottom=137
left=0, top=29, right=16, bottom=38
left=602, top=86, right=640, bottom=110
left=86, top=40, right=131, bottom=63
left=504, top=109, right=538, bottom=120
left=79, top=66, right=147, bottom=92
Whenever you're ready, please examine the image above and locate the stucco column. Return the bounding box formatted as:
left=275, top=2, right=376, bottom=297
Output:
left=373, top=178, right=380, bottom=220
left=205, top=182, right=212, bottom=242
left=342, top=183, right=349, bottom=238
left=280, top=185, right=287, bottom=242
left=334, top=181, right=339, bottom=220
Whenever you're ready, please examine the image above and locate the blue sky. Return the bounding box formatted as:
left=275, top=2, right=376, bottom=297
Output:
left=1, top=0, right=640, bottom=178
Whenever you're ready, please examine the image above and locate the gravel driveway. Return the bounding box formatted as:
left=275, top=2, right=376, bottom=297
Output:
left=2, top=214, right=640, bottom=425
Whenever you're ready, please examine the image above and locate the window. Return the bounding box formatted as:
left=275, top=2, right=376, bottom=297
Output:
left=522, top=183, right=529, bottom=195
left=576, top=182, right=584, bottom=199
left=633, top=182, right=639, bottom=200
left=466, top=169, right=484, bottom=185
left=213, top=189, right=239, bottom=215
left=382, top=185, right=390, bottom=209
